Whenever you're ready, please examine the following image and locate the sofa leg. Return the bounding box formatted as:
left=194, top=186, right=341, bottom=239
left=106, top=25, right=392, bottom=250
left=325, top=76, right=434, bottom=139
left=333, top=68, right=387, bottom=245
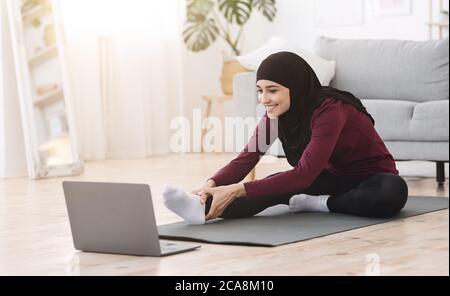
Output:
left=436, top=161, right=445, bottom=186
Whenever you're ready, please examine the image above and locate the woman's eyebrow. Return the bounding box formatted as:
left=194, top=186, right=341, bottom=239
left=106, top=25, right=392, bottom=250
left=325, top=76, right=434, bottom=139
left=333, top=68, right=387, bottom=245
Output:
left=256, top=85, right=279, bottom=89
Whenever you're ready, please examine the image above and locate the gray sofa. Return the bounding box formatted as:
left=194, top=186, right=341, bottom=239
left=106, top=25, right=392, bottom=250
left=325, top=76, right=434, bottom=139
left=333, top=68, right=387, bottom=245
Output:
left=232, top=37, right=449, bottom=184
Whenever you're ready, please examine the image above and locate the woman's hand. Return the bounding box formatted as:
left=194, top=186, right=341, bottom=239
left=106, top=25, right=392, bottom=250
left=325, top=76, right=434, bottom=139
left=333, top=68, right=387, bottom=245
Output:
left=202, top=184, right=246, bottom=220
left=191, top=179, right=216, bottom=204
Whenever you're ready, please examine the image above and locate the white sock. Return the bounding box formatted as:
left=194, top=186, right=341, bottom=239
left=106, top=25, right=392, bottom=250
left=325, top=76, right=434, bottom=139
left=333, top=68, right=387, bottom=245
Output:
left=162, top=184, right=206, bottom=225
left=289, top=193, right=330, bottom=213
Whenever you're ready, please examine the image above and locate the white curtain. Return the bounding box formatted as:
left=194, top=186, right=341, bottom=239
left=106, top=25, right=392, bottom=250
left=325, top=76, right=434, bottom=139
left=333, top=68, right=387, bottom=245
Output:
left=1, top=0, right=28, bottom=178
left=61, top=0, right=185, bottom=160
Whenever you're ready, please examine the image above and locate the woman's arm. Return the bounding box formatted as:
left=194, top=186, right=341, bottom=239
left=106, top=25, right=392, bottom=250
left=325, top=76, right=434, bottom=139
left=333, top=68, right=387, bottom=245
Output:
left=209, top=113, right=276, bottom=186
left=201, top=183, right=247, bottom=220
left=243, top=100, right=348, bottom=198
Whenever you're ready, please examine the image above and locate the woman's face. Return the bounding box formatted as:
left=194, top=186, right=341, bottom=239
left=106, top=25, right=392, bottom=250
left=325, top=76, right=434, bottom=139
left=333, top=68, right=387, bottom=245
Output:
left=256, top=80, right=290, bottom=118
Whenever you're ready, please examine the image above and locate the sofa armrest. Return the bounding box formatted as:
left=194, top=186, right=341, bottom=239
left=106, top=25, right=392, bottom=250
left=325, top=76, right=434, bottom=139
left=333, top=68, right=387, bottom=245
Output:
left=232, top=72, right=258, bottom=118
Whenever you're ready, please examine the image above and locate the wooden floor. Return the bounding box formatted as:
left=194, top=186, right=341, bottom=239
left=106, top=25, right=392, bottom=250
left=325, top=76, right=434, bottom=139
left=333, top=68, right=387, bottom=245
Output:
left=0, top=153, right=448, bottom=276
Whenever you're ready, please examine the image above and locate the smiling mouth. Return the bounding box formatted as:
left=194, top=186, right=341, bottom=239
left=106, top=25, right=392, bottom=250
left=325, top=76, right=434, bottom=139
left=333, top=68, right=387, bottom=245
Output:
left=265, top=104, right=278, bottom=111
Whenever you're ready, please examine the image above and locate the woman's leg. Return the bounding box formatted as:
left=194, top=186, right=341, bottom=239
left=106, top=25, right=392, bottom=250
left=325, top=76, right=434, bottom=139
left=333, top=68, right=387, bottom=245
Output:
left=206, top=170, right=341, bottom=219
left=327, top=173, right=409, bottom=218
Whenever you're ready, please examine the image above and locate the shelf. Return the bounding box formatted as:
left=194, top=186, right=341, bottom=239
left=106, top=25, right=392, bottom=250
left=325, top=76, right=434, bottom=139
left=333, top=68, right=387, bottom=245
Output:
left=39, top=132, right=69, bottom=150
left=28, top=45, right=58, bottom=68
left=34, top=88, right=64, bottom=108
left=426, top=21, right=449, bottom=27
left=22, top=3, right=52, bottom=24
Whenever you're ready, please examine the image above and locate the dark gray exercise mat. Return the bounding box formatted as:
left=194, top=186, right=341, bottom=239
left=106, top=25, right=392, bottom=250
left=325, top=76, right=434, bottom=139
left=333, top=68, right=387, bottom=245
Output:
left=158, top=196, right=449, bottom=247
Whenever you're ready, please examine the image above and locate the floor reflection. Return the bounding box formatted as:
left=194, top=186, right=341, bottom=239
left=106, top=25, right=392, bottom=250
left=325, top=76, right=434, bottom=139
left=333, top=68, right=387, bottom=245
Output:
left=64, top=251, right=163, bottom=276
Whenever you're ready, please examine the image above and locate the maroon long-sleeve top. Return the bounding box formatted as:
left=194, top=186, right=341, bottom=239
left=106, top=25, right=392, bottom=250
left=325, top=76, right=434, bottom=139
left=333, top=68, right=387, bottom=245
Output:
left=209, top=97, right=399, bottom=198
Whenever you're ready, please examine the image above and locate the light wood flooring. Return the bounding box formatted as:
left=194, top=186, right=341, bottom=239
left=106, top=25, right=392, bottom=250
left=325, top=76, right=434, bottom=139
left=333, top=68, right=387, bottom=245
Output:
left=0, top=153, right=448, bottom=275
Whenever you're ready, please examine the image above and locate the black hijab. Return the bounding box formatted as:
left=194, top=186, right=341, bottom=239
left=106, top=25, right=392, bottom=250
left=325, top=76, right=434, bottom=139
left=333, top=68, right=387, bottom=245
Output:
left=256, top=51, right=375, bottom=167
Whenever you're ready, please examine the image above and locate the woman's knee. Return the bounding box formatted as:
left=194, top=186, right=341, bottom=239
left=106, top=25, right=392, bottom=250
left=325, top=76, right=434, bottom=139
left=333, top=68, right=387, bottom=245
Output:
left=368, top=173, right=409, bottom=217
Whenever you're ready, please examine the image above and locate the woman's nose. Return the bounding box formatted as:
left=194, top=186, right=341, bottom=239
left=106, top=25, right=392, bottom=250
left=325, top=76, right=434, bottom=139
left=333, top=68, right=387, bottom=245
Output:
left=259, top=94, right=270, bottom=104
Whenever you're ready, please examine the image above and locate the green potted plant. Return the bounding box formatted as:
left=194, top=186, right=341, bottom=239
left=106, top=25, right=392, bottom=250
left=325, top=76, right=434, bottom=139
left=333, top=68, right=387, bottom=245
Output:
left=183, top=0, right=277, bottom=95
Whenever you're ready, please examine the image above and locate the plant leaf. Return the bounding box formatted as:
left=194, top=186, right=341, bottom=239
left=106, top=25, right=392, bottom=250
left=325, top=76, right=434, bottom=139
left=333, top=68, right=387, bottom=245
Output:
left=31, top=18, right=41, bottom=28
left=183, top=18, right=220, bottom=52
left=252, top=0, right=277, bottom=22
left=218, top=0, right=253, bottom=25
left=187, top=0, right=215, bottom=22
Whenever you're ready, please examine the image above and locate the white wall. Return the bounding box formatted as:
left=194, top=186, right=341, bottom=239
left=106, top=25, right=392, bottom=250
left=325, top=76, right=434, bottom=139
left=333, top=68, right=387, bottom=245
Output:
left=1, top=0, right=447, bottom=172
left=0, top=1, right=3, bottom=175
left=0, top=0, right=28, bottom=178
left=256, top=0, right=442, bottom=51
left=60, top=0, right=185, bottom=160
left=181, top=0, right=448, bottom=126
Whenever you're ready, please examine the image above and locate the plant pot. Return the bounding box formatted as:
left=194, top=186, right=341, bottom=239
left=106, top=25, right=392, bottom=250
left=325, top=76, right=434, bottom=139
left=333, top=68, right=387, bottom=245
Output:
left=220, top=57, right=249, bottom=95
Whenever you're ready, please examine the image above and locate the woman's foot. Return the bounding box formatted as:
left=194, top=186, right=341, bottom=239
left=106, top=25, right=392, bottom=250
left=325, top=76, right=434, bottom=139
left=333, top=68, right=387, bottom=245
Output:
left=289, top=193, right=330, bottom=213
left=162, top=184, right=206, bottom=225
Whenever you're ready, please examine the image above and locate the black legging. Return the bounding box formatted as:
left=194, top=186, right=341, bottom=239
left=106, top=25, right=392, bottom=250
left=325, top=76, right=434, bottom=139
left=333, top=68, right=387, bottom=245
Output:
left=205, top=170, right=409, bottom=219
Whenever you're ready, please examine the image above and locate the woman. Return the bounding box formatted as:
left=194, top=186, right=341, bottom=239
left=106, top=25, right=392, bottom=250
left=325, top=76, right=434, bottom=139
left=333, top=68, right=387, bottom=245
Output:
left=163, top=51, right=408, bottom=225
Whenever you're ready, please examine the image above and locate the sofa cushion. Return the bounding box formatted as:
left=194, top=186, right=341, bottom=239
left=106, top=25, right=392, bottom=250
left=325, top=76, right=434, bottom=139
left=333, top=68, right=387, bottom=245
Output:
left=410, top=100, right=449, bottom=141
left=385, top=141, right=449, bottom=161
left=236, top=37, right=336, bottom=86
left=362, top=99, right=449, bottom=142
left=314, top=37, right=449, bottom=102
left=362, top=100, right=414, bottom=141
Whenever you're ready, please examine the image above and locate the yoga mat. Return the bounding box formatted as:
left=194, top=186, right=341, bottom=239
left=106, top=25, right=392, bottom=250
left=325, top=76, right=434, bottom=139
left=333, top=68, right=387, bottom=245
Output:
left=158, top=196, right=449, bottom=247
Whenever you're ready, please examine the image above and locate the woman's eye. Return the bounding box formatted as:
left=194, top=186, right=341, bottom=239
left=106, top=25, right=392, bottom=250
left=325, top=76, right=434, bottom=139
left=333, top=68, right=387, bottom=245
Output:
left=257, top=90, right=277, bottom=94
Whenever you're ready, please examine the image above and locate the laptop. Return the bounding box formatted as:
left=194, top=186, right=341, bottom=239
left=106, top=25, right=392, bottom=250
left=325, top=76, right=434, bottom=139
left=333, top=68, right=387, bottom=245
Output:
left=62, top=181, right=201, bottom=256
